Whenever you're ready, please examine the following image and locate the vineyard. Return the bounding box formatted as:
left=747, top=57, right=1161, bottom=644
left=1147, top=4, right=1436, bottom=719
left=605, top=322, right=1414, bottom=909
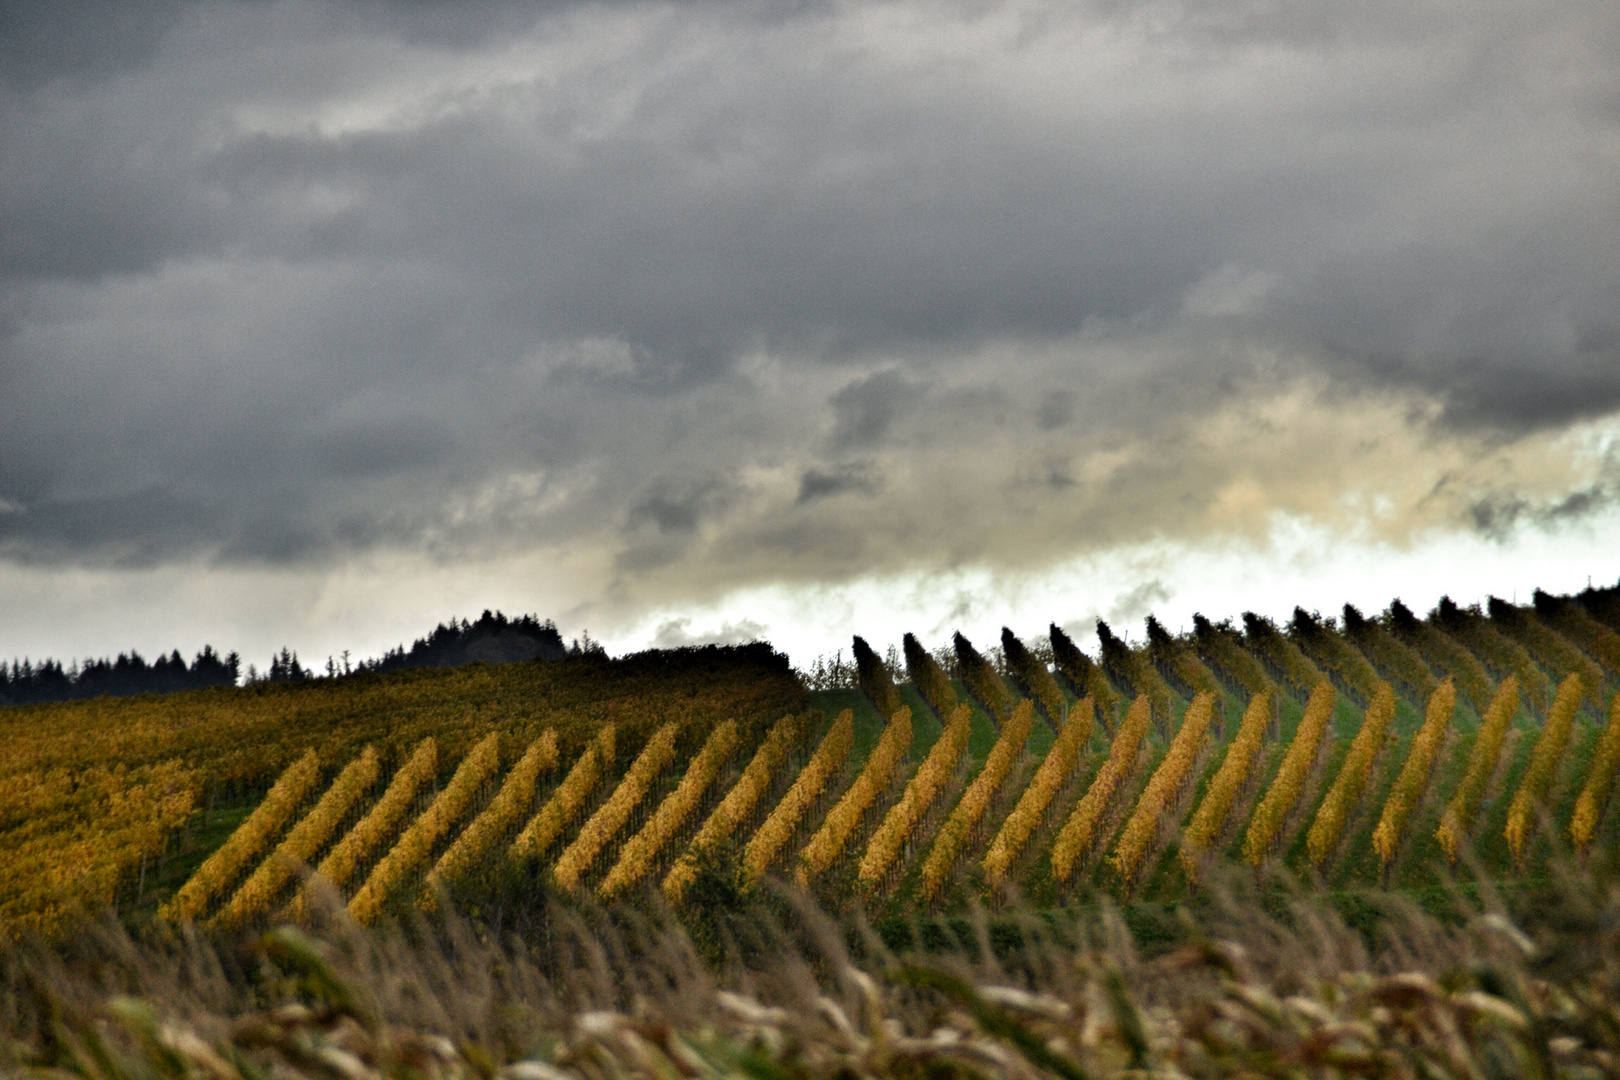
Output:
left=0, top=645, right=804, bottom=940
left=6, top=585, right=1620, bottom=939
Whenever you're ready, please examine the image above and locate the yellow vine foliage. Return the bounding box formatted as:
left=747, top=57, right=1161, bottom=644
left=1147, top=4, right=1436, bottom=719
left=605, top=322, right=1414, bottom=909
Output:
left=982, top=698, right=1094, bottom=887
left=348, top=733, right=500, bottom=924
left=301, top=737, right=436, bottom=912
left=510, top=726, right=615, bottom=860
left=743, top=711, right=855, bottom=882
left=1570, top=691, right=1620, bottom=853
left=796, top=708, right=912, bottom=885
left=1306, top=683, right=1394, bottom=868
left=1371, top=681, right=1456, bottom=868
left=1181, top=691, right=1272, bottom=878
left=2, top=760, right=197, bottom=942
left=599, top=720, right=739, bottom=899
left=1436, top=677, right=1519, bottom=862
left=1111, top=692, right=1215, bottom=888
left=1505, top=673, right=1584, bottom=862
left=1051, top=695, right=1152, bottom=882
left=214, top=747, right=380, bottom=928
left=553, top=723, right=679, bottom=892
left=1242, top=681, right=1335, bottom=867
left=857, top=704, right=973, bottom=890
left=420, top=730, right=558, bottom=905
left=664, top=714, right=802, bottom=903
left=162, top=749, right=321, bottom=923
left=919, top=701, right=1034, bottom=900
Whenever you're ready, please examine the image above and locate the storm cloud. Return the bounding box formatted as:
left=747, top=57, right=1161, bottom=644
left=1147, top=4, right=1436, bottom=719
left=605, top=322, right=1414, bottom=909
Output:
left=1, top=0, right=1617, bottom=653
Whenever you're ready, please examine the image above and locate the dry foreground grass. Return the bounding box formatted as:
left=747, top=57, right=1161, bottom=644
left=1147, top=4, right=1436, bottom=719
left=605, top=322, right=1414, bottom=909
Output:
left=9, top=863, right=1620, bottom=1079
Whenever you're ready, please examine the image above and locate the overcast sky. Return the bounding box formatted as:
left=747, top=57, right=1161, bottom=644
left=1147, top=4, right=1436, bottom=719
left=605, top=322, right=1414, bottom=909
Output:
left=2, top=0, right=1618, bottom=671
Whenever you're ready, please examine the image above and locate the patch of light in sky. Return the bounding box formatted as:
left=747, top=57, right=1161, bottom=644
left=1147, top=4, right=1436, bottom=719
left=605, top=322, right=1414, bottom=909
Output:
left=617, top=509, right=1620, bottom=667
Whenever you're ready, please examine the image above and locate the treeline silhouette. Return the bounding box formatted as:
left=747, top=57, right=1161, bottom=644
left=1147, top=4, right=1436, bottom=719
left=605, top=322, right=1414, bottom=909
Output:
left=361, top=610, right=572, bottom=673
left=0, top=647, right=240, bottom=706
left=2, top=611, right=582, bottom=707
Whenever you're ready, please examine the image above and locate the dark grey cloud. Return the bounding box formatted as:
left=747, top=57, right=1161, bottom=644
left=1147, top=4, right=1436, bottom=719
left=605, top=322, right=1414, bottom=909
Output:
left=797, top=464, right=878, bottom=505
left=0, top=0, right=1616, bottom=613
left=829, top=371, right=922, bottom=449
left=0, top=0, right=197, bottom=91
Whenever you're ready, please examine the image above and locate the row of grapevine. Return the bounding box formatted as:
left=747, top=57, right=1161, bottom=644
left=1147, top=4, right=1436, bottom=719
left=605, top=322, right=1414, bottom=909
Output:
left=215, top=746, right=380, bottom=927
left=553, top=723, right=678, bottom=892
left=744, top=711, right=855, bottom=881
left=1191, top=615, right=1274, bottom=703
left=920, top=700, right=1034, bottom=900
left=512, top=726, right=615, bottom=859
left=1504, top=675, right=1583, bottom=862
left=1536, top=590, right=1620, bottom=676
left=1290, top=608, right=1384, bottom=707
left=1001, top=628, right=1069, bottom=727
left=955, top=633, right=1014, bottom=724
left=1097, top=621, right=1177, bottom=732
left=858, top=704, right=973, bottom=890
left=601, top=720, right=739, bottom=899
left=1182, top=691, right=1272, bottom=877
left=1436, top=678, right=1519, bottom=861
left=300, top=737, right=437, bottom=916
left=983, top=697, right=1093, bottom=887
left=1306, top=683, right=1394, bottom=867
left=162, top=749, right=321, bottom=922
left=423, top=730, right=559, bottom=905
left=1489, top=598, right=1605, bottom=709
left=664, top=714, right=802, bottom=902
left=1243, top=682, right=1335, bottom=866
left=903, top=634, right=959, bottom=722
left=1052, top=695, right=1151, bottom=881
left=1570, top=692, right=1620, bottom=852
left=1371, top=681, right=1455, bottom=869
left=1387, top=601, right=1497, bottom=716
left=348, top=733, right=501, bottom=924
left=797, top=707, right=911, bottom=884
left=1341, top=605, right=1438, bottom=706
left=852, top=636, right=904, bottom=720
left=1242, top=614, right=1327, bottom=701
left=1050, top=623, right=1121, bottom=726
left=1145, top=617, right=1227, bottom=711
left=1112, top=691, right=1215, bottom=887
left=1435, top=598, right=1551, bottom=713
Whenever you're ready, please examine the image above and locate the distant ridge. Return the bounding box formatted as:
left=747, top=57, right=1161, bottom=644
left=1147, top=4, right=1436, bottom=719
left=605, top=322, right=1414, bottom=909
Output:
left=1, top=609, right=575, bottom=706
